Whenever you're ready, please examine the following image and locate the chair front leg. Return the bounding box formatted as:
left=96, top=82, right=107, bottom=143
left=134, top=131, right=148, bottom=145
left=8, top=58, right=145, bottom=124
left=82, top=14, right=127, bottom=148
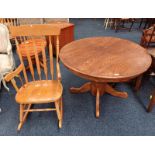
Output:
left=55, top=100, right=62, bottom=128
left=17, top=104, right=24, bottom=131
left=17, top=104, right=32, bottom=131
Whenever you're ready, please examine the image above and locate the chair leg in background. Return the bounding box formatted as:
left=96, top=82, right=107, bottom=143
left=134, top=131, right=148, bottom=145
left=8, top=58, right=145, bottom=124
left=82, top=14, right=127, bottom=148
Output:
left=134, top=75, right=143, bottom=91
left=129, top=20, right=134, bottom=32
left=147, top=91, right=155, bottom=112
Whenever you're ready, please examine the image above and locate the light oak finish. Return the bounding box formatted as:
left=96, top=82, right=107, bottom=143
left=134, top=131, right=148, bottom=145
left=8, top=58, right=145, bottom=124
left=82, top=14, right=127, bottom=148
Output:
left=60, top=37, right=152, bottom=117
left=17, top=26, right=49, bottom=69
left=16, top=80, right=63, bottom=104
left=5, top=24, right=63, bottom=130
left=18, top=38, right=47, bottom=57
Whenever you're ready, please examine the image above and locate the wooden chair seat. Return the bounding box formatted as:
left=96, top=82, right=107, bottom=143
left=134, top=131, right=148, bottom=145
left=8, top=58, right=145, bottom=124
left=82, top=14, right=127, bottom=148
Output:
left=16, top=80, right=63, bottom=104
left=18, top=38, right=47, bottom=57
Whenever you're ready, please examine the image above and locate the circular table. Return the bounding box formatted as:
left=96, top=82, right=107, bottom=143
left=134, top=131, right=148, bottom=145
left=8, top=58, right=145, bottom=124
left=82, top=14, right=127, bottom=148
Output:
left=60, top=37, right=152, bottom=117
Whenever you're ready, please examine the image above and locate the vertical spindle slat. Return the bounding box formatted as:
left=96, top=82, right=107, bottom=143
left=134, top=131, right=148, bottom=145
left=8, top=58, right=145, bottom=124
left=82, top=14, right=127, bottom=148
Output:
left=15, top=38, right=28, bottom=83
left=11, top=78, right=19, bottom=92
left=56, top=35, right=60, bottom=80
left=49, top=36, right=54, bottom=79
left=6, top=18, right=9, bottom=24
left=41, top=45, right=48, bottom=80
left=56, top=35, right=60, bottom=63
left=31, top=37, right=41, bottom=80
left=23, top=36, right=35, bottom=81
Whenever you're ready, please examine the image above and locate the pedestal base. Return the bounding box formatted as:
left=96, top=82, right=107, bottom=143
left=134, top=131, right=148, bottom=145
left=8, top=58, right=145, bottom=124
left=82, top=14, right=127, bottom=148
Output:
left=70, top=82, right=128, bottom=118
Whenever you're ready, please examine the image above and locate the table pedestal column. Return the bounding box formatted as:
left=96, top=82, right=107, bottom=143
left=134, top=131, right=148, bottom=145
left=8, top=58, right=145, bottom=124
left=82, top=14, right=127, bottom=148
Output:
left=70, top=82, right=128, bottom=118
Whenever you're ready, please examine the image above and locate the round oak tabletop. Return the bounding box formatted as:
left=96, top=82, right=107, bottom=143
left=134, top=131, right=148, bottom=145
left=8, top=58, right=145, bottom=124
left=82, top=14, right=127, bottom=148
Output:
left=60, top=37, right=152, bottom=82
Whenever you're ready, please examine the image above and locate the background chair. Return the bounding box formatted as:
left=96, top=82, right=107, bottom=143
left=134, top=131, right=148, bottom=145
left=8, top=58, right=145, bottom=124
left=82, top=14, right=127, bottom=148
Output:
left=140, top=24, right=155, bottom=48
left=4, top=24, right=63, bottom=131
left=140, top=24, right=155, bottom=111
left=103, top=18, right=114, bottom=30
left=140, top=24, right=155, bottom=75
left=0, top=18, right=18, bottom=27
left=139, top=18, right=155, bottom=30
left=114, top=18, right=135, bottom=32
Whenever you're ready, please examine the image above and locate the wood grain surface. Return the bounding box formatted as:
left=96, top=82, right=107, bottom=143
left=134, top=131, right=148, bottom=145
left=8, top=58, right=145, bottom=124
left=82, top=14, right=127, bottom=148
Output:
left=60, top=37, right=152, bottom=82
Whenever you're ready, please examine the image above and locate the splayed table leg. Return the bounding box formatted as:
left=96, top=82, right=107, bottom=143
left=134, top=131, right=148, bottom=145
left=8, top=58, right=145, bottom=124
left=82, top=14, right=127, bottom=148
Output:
left=70, top=82, right=128, bottom=118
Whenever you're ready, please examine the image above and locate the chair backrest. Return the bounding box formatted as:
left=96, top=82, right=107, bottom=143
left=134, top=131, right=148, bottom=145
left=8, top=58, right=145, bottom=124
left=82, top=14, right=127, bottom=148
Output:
left=144, top=24, right=155, bottom=39
left=0, top=18, right=18, bottom=27
left=9, top=24, right=61, bottom=84
left=142, top=24, right=155, bottom=47
left=144, top=24, right=155, bottom=34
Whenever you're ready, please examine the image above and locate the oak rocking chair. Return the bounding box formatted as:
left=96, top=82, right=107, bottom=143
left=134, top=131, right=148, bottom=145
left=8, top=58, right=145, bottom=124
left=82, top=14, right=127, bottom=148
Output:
left=4, top=24, right=63, bottom=131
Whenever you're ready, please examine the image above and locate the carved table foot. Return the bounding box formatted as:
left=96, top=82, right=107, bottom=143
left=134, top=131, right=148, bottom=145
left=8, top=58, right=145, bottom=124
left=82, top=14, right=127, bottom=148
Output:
left=70, top=82, right=91, bottom=93
left=70, top=82, right=128, bottom=118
